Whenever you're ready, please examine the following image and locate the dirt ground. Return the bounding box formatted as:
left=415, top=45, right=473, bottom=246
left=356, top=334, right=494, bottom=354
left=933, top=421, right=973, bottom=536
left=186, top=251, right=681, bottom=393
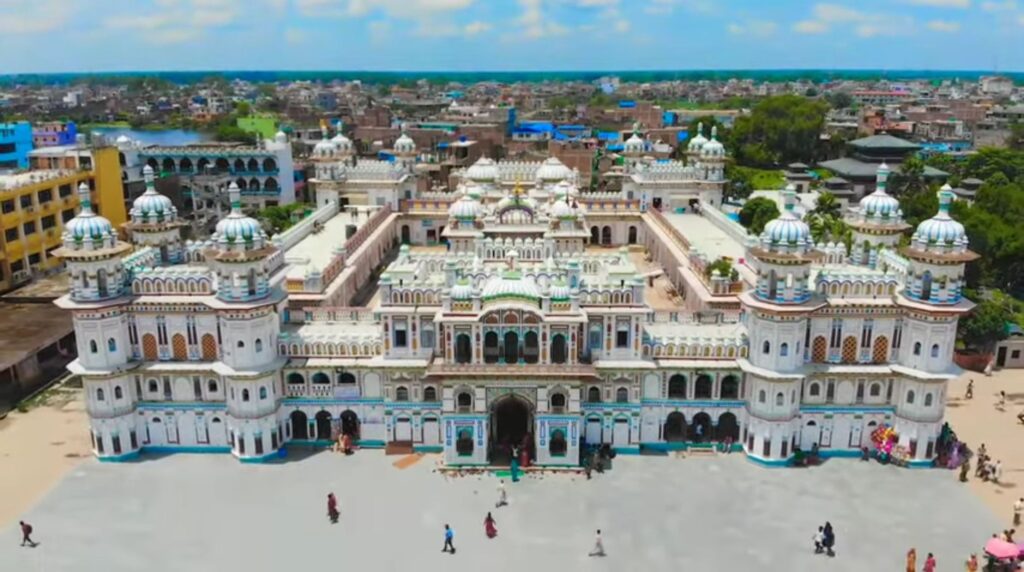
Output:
left=944, top=368, right=1024, bottom=527
left=0, top=387, right=89, bottom=528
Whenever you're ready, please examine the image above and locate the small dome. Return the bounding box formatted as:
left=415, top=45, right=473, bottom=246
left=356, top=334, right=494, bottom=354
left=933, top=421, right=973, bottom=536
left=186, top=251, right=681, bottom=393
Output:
left=536, top=157, right=572, bottom=182
left=115, top=135, right=131, bottom=145
left=312, top=136, right=337, bottom=158
left=274, top=131, right=287, bottom=143
left=65, top=182, right=115, bottom=242
left=448, top=194, right=483, bottom=221
left=331, top=132, right=352, bottom=153
left=450, top=278, right=474, bottom=301
left=131, top=165, right=176, bottom=223
left=760, top=186, right=812, bottom=250
left=858, top=163, right=901, bottom=220
left=464, top=157, right=499, bottom=182
left=394, top=131, right=416, bottom=154
left=550, top=198, right=575, bottom=219
left=624, top=133, right=645, bottom=155
left=700, top=126, right=725, bottom=158
left=687, top=122, right=708, bottom=153
left=497, top=191, right=537, bottom=213
left=481, top=272, right=541, bottom=302
left=911, top=185, right=967, bottom=248
left=549, top=279, right=571, bottom=301
left=213, top=183, right=266, bottom=246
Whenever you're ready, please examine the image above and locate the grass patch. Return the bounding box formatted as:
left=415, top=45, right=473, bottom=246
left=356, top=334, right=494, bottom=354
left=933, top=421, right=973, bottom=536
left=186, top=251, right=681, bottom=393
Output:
left=16, top=378, right=79, bottom=412
left=733, top=165, right=786, bottom=190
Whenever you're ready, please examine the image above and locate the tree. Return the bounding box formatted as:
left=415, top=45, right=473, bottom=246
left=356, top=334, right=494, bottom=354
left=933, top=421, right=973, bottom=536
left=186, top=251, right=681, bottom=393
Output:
left=811, top=191, right=841, bottom=219
left=724, top=163, right=753, bottom=201
left=1007, top=122, right=1024, bottom=151
left=739, top=197, right=780, bottom=235
left=234, top=101, right=252, bottom=117
left=958, top=297, right=1011, bottom=352
left=806, top=212, right=852, bottom=250
left=257, top=203, right=308, bottom=234
left=215, top=124, right=256, bottom=145
left=729, top=95, right=829, bottom=167
left=887, top=156, right=928, bottom=197
left=825, top=91, right=854, bottom=109
left=705, top=257, right=737, bottom=280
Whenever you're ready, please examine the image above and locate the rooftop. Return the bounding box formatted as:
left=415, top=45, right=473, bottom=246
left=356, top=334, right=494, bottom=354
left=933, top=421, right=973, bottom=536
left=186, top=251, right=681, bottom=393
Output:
left=0, top=170, right=82, bottom=192
left=849, top=134, right=921, bottom=150
left=663, top=212, right=748, bottom=262
left=0, top=303, right=73, bottom=370
left=284, top=210, right=367, bottom=280
left=818, top=158, right=948, bottom=180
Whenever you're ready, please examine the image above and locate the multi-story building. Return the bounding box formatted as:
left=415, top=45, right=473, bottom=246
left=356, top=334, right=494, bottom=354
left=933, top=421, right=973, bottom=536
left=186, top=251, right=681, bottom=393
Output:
left=32, top=121, right=78, bottom=148
left=58, top=132, right=976, bottom=470
left=0, top=122, right=33, bottom=170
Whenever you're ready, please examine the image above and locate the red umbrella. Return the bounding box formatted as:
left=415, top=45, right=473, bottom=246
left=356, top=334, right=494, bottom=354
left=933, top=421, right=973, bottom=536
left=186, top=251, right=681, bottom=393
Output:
left=984, top=538, right=1019, bottom=560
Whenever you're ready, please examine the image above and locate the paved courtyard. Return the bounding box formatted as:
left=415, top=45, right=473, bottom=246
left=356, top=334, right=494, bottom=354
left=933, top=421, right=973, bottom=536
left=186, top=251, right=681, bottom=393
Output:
left=0, top=450, right=1001, bottom=571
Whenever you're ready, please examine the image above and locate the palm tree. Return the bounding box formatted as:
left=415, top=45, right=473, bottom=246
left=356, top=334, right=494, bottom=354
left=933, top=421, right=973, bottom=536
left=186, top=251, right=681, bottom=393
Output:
left=812, top=191, right=841, bottom=219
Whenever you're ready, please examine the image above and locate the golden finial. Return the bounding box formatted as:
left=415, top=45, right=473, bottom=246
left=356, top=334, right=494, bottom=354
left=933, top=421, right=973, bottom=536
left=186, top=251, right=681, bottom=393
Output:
left=513, top=175, right=523, bottom=198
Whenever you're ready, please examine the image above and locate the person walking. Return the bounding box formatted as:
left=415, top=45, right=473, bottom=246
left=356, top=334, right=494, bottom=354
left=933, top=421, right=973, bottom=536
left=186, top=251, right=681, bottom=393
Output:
left=510, top=455, right=520, bottom=483
left=822, top=522, right=835, bottom=557
left=588, top=529, right=606, bottom=557
left=923, top=552, right=936, bottom=572
left=327, top=493, right=339, bottom=523
left=966, top=552, right=979, bottom=572
left=965, top=379, right=974, bottom=399
left=19, top=521, right=36, bottom=547
left=1017, top=407, right=1024, bottom=425
left=496, top=480, right=508, bottom=508
left=1013, top=498, right=1022, bottom=526
left=813, top=526, right=825, bottom=554
left=960, top=457, right=970, bottom=482
left=992, top=460, right=1004, bottom=484
left=484, top=512, right=497, bottom=539
left=997, top=391, right=1006, bottom=410
left=442, top=524, right=456, bottom=554
left=906, top=547, right=917, bottom=572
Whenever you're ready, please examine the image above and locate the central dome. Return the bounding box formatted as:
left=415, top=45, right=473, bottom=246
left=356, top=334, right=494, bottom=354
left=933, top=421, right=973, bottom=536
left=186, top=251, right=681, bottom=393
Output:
left=481, top=272, right=541, bottom=302
left=464, top=157, right=499, bottom=182
left=536, top=157, right=572, bottom=182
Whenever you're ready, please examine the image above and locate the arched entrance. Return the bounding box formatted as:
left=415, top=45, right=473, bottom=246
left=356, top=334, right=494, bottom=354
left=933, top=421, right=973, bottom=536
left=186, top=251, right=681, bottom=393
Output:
left=401, top=225, right=411, bottom=244
left=315, top=411, right=333, bottom=441
left=590, top=226, right=599, bottom=245
left=716, top=412, right=739, bottom=442
left=490, top=395, right=533, bottom=465
left=664, top=411, right=686, bottom=442
left=340, top=410, right=359, bottom=438
left=691, top=412, right=712, bottom=442
left=290, top=410, right=308, bottom=440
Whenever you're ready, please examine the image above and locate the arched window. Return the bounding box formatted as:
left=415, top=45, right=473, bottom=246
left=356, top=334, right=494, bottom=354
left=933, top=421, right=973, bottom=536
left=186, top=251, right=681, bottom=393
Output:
left=395, top=386, right=409, bottom=401
left=148, top=379, right=158, bottom=393
left=869, top=383, right=881, bottom=397
left=906, top=390, right=915, bottom=404
left=780, top=342, right=789, bottom=357
left=668, top=374, right=686, bottom=398
left=720, top=376, right=740, bottom=399
left=587, top=386, right=602, bottom=403
left=456, top=429, right=473, bottom=456
left=89, top=340, right=98, bottom=353
left=550, top=334, right=567, bottom=364
left=616, top=387, right=629, bottom=403
left=456, top=391, right=473, bottom=411
left=96, top=388, right=105, bottom=401
left=775, top=392, right=784, bottom=406
left=423, top=386, right=437, bottom=402
left=338, top=373, right=356, bottom=385
left=208, top=379, right=218, bottom=393
left=242, top=389, right=250, bottom=402
left=287, top=373, right=305, bottom=385
left=114, top=386, right=123, bottom=400
left=549, top=429, right=567, bottom=457
left=808, top=382, right=821, bottom=397
left=259, top=386, right=268, bottom=400
left=550, top=393, right=566, bottom=411
left=924, top=393, right=933, bottom=407
left=920, top=271, right=933, bottom=301
left=913, top=342, right=921, bottom=356
left=758, top=389, right=766, bottom=403
left=455, top=334, right=472, bottom=364
left=237, top=340, right=245, bottom=349
left=930, top=344, right=939, bottom=358
left=255, top=339, right=263, bottom=353
left=107, top=338, right=117, bottom=352
left=762, top=340, right=771, bottom=354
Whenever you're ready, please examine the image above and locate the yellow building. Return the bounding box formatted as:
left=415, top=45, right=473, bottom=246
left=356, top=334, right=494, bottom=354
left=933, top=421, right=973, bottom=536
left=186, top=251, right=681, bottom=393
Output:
left=0, top=146, right=126, bottom=291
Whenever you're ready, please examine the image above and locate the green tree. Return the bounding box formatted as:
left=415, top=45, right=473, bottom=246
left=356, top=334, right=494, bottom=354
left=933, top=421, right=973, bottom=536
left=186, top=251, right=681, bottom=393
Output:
left=257, top=203, right=309, bottom=234
left=739, top=197, right=780, bottom=235
left=811, top=191, right=841, bottom=219
left=234, top=101, right=252, bottom=116
left=215, top=124, right=256, bottom=145
left=724, top=163, right=754, bottom=200
left=825, top=91, right=854, bottom=109
left=1007, top=122, right=1024, bottom=151
left=806, top=212, right=852, bottom=250
left=729, top=95, right=829, bottom=167
left=958, top=297, right=1011, bottom=352
left=887, top=156, right=928, bottom=198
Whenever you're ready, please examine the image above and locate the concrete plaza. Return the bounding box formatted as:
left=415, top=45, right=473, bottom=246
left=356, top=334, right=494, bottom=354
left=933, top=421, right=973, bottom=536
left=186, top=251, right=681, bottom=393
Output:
left=0, top=450, right=1001, bottom=571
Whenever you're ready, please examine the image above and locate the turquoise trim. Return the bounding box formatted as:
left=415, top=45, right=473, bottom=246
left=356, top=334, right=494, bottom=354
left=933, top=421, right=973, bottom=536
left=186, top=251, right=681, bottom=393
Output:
left=283, top=398, right=385, bottom=406
left=240, top=451, right=280, bottom=463
left=641, top=442, right=687, bottom=452
left=358, top=439, right=385, bottom=448
left=97, top=451, right=141, bottom=462
left=800, top=405, right=895, bottom=414
left=612, top=446, right=641, bottom=455
left=286, top=440, right=334, bottom=448
left=641, top=399, right=745, bottom=408
left=143, top=445, right=231, bottom=454
left=138, top=402, right=226, bottom=411
left=818, top=449, right=863, bottom=459
left=745, top=454, right=795, bottom=467
left=413, top=445, right=443, bottom=453
left=907, top=459, right=935, bottom=469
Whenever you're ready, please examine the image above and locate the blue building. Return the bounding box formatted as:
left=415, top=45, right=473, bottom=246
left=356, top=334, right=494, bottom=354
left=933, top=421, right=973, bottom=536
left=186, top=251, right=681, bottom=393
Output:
left=0, top=122, right=33, bottom=170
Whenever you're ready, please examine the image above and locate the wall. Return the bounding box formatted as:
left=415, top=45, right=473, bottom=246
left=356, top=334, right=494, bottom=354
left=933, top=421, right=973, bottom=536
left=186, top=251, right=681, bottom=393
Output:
left=0, top=122, right=33, bottom=170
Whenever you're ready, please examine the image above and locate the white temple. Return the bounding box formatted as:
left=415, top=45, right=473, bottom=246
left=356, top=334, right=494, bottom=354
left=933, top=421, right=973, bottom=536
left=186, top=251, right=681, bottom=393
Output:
left=56, top=131, right=976, bottom=468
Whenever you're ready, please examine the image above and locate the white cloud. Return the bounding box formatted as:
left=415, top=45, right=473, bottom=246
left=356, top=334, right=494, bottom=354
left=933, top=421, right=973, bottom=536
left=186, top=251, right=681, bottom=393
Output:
left=463, top=20, right=492, bottom=35
left=284, top=27, right=306, bottom=44
left=793, top=20, right=829, bottom=34
left=927, top=19, right=961, bottom=31
left=150, top=28, right=202, bottom=45
left=981, top=0, right=1017, bottom=10
left=903, top=0, right=970, bottom=7
left=516, top=0, right=569, bottom=39
left=298, top=0, right=474, bottom=18
left=728, top=20, right=778, bottom=37
left=792, top=4, right=915, bottom=37
left=368, top=19, right=391, bottom=44
left=577, top=0, right=618, bottom=6
left=0, top=0, right=76, bottom=34
left=104, top=0, right=244, bottom=42
left=614, top=19, right=631, bottom=32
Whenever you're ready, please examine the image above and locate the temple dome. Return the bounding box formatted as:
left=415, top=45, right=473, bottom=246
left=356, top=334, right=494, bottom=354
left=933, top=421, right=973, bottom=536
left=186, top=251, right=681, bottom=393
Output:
left=549, top=279, right=572, bottom=301
left=700, top=127, right=725, bottom=158
left=214, top=182, right=266, bottom=246
left=65, top=182, right=115, bottom=242
left=623, top=133, right=645, bottom=155
left=394, top=132, right=416, bottom=154
left=536, top=157, right=572, bottom=182
left=481, top=272, right=541, bottom=302
left=911, top=186, right=967, bottom=248
left=760, top=186, right=812, bottom=250
left=550, top=198, right=575, bottom=219
left=331, top=132, right=352, bottom=153
left=464, top=157, right=499, bottom=182
left=858, top=164, right=901, bottom=220
left=450, top=278, right=474, bottom=301
left=131, top=165, right=176, bottom=223
left=687, top=122, right=708, bottom=153
left=448, top=194, right=483, bottom=221
left=312, top=136, right=337, bottom=158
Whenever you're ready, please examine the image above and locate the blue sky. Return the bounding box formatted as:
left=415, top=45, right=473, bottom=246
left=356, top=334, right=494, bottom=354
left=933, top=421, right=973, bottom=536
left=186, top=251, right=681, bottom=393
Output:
left=1, top=0, right=1023, bottom=73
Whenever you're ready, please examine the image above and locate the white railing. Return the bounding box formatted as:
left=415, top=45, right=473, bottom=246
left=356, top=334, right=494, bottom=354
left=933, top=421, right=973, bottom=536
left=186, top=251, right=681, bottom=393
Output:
left=700, top=202, right=753, bottom=247
left=275, top=202, right=338, bottom=252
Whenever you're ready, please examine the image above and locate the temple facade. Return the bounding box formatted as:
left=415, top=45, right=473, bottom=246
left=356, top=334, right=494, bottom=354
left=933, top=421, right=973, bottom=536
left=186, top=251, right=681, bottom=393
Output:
left=57, top=131, right=975, bottom=468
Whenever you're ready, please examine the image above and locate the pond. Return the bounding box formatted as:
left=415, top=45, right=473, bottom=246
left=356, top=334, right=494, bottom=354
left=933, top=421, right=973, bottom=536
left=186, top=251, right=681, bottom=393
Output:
left=88, top=127, right=210, bottom=146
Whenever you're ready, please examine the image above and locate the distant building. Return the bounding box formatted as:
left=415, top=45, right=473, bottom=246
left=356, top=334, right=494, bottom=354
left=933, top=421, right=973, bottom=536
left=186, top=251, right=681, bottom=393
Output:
left=818, top=134, right=947, bottom=199
left=0, top=122, right=33, bottom=170
left=32, top=121, right=78, bottom=148
left=980, top=76, right=1014, bottom=97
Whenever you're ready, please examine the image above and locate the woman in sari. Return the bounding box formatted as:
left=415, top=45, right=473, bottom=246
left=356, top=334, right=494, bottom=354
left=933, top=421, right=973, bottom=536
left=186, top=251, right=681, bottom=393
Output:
left=484, top=512, right=497, bottom=538
left=906, top=548, right=917, bottom=572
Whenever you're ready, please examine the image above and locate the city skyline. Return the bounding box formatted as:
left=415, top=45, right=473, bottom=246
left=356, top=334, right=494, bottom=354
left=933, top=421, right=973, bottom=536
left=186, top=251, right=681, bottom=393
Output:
left=1, top=0, right=1024, bottom=74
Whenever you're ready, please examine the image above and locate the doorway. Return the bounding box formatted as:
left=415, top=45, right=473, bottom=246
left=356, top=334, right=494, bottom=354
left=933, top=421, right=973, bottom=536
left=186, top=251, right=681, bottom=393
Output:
left=612, top=418, right=630, bottom=446
left=315, top=411, right=332, bottom=441
left=394, top=417, right=413, bottom=442
left=401, top=225, right=411, bottom=244
left=664, top=411, right=686, bottom=442
left=340, top=410, right=360, bottom=439
left=290, top=410, right=309, bottom=440
left=997, top=346, right=1007, bottom=367
left=585, top=417, right=603, bottom=445
left=490, top=395, right=533, bottom=465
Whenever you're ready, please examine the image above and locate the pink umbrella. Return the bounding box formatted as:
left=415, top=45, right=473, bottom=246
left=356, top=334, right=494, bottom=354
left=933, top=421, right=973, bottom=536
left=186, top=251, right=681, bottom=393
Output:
left=984, top=538, right=1019, bottom=559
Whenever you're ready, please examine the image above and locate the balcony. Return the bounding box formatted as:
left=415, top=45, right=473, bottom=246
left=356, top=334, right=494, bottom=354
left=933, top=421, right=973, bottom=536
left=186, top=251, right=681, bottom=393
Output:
left=427, top=362, right=597, bottom=378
